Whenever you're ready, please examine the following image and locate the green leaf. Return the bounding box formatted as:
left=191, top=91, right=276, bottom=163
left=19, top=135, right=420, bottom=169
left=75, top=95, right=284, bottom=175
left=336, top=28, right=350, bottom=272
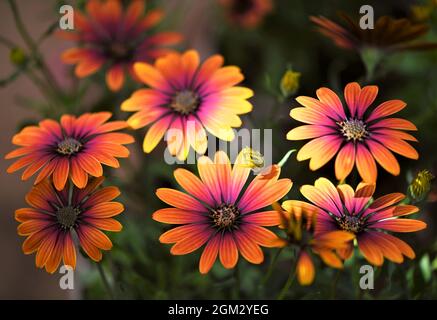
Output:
left=431, top=257, right=437, bottom=271
left=420, top=254, right=432, bottom=282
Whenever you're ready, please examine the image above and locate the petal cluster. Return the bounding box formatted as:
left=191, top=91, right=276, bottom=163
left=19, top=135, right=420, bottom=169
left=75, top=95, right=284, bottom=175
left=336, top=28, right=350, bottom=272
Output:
left=122, top=50, right=253, bottom=160
left=16, top=178, right=123, bottom=273
left=60, top=0, right=182, bottom=91
left=297, top=178, right=426, bottom=266
left=287, top=82, right=418, bottom=182
left=153, top=150, right=292, bottom=273
left=6, top=112, right=134, bottom=191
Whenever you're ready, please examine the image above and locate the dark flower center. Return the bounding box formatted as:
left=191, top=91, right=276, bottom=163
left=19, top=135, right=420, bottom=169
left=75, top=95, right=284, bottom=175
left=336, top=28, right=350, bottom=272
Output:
left=57, top=137, right=82, bottom=155
left=338, top=118, right=368, bottom=141
left=336, top=215, right=363, bottom=233
left=108, top=42, right=130, bottom=60
left=232, top=0, right=254, bottom=15
left=56, top=206, right=80, bottom=229
left=211, top=204, right=240, bottom=228
left=171, top=90, right=199, bottom=115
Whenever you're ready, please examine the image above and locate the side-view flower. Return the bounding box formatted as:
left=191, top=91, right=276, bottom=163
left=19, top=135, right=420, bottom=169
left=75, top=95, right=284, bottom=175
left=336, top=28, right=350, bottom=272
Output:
left=274, top=202, right=355, bottom=286
left=5, top=112, right=134, bottom=190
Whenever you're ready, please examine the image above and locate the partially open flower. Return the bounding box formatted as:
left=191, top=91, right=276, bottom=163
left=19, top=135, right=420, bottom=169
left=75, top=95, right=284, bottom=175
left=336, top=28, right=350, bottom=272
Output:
left=239, top=147, right=265, bottom=170
left=273, top=201, right=355, bottom=286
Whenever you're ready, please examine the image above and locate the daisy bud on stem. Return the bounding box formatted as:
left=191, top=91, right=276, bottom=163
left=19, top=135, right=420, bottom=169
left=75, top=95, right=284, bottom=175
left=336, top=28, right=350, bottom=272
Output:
left=9, top=47, right=27, bottom=66
left=408, top=169, right=435, bottom=202
left=280, top=68, right=301, bottom=97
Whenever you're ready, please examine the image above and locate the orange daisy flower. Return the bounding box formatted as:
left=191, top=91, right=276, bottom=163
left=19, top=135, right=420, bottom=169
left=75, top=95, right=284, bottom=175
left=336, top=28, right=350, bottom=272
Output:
left=220, top=0, right=273, bottom=29
left=287, top=82, right=418, bottom=182
left=60, top=0, right=182, bottom=91
left=122, top=49, right=253, bottom=160
left=311, top=13, right=437, bottom=52
left=152, top=150, right=292, bottom=274
left=296, top=178, right=426, bottom=266
left=274, top=202, right=354, bottom=285
left=16, top=177, right=123, bottom=273
left=6, top=112, right=134, bottom=191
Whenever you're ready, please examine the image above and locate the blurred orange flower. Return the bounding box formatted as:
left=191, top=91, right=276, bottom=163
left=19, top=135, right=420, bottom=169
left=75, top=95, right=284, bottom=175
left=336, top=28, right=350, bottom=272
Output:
left=16, top=177, right=123, bottom=273
left=153, top=150, right=292, bottom=274
left=6, top=112, right=134, bottom=191
left=220, top=0, right=273, bottom=29
left=60, top=0, right=182, bottom=91
left=122, top=49, right=253, bottom=160
left=297, top=178, right=426, bottom=266
left=287, top=82, right=418, bottom=182
left=311, top=13, right=437, bottom=52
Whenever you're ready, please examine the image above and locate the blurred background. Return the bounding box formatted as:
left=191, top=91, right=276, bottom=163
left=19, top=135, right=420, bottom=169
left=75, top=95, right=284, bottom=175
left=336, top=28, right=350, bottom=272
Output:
left=1, top=0, right=436, bottom=299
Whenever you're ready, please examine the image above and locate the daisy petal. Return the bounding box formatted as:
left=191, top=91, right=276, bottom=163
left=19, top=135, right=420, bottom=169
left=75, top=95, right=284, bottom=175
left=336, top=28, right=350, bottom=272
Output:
left=219, top=233, right=238, bottom=269
left=367, top=100, right=406, bottom=122
left=357, top=233, right=384, bottom=266
left=234, top=231, right=263, bottom=264
left=356, top=144, right=377, bottom=183
left=199, top=234, right=220, bottom=274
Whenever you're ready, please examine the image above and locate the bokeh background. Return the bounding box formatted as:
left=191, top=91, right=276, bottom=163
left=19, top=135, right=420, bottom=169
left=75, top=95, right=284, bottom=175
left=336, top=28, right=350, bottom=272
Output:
left=1, top=0, right=436, bottom=299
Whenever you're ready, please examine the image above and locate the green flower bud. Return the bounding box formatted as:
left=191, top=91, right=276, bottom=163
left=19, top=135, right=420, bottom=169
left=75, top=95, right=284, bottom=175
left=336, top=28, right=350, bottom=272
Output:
left=10, top=47, right=27, bottom=66
left=280, top=69, right=300, bottom=97
left=408, top=169, right=435, bottom=202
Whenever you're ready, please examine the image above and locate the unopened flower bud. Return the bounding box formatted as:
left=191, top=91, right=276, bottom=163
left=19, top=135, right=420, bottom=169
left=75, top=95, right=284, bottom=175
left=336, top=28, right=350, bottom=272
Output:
left=10, top=47, right=27, bottom=66
left=408, top=169, right=435, bottom=202
left=280, top=69, right=300, bottom=97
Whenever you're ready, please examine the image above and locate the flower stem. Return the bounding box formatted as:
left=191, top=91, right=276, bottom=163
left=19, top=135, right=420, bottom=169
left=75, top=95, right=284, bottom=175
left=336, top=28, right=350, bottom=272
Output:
left=96, top=263, right=115, bottom=299
left=360, top=47, right=382, bottom=83
left=277, top=261, right=296, bottom=300
left=234, top=264, right=241, bottom=299
left=8, top=0, right=62, bottom=96
left=259, top=248, right=283, bottom=295
left=258, top=248, right=284, bottom=297
left=331, top=270, right=341, bottom=299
